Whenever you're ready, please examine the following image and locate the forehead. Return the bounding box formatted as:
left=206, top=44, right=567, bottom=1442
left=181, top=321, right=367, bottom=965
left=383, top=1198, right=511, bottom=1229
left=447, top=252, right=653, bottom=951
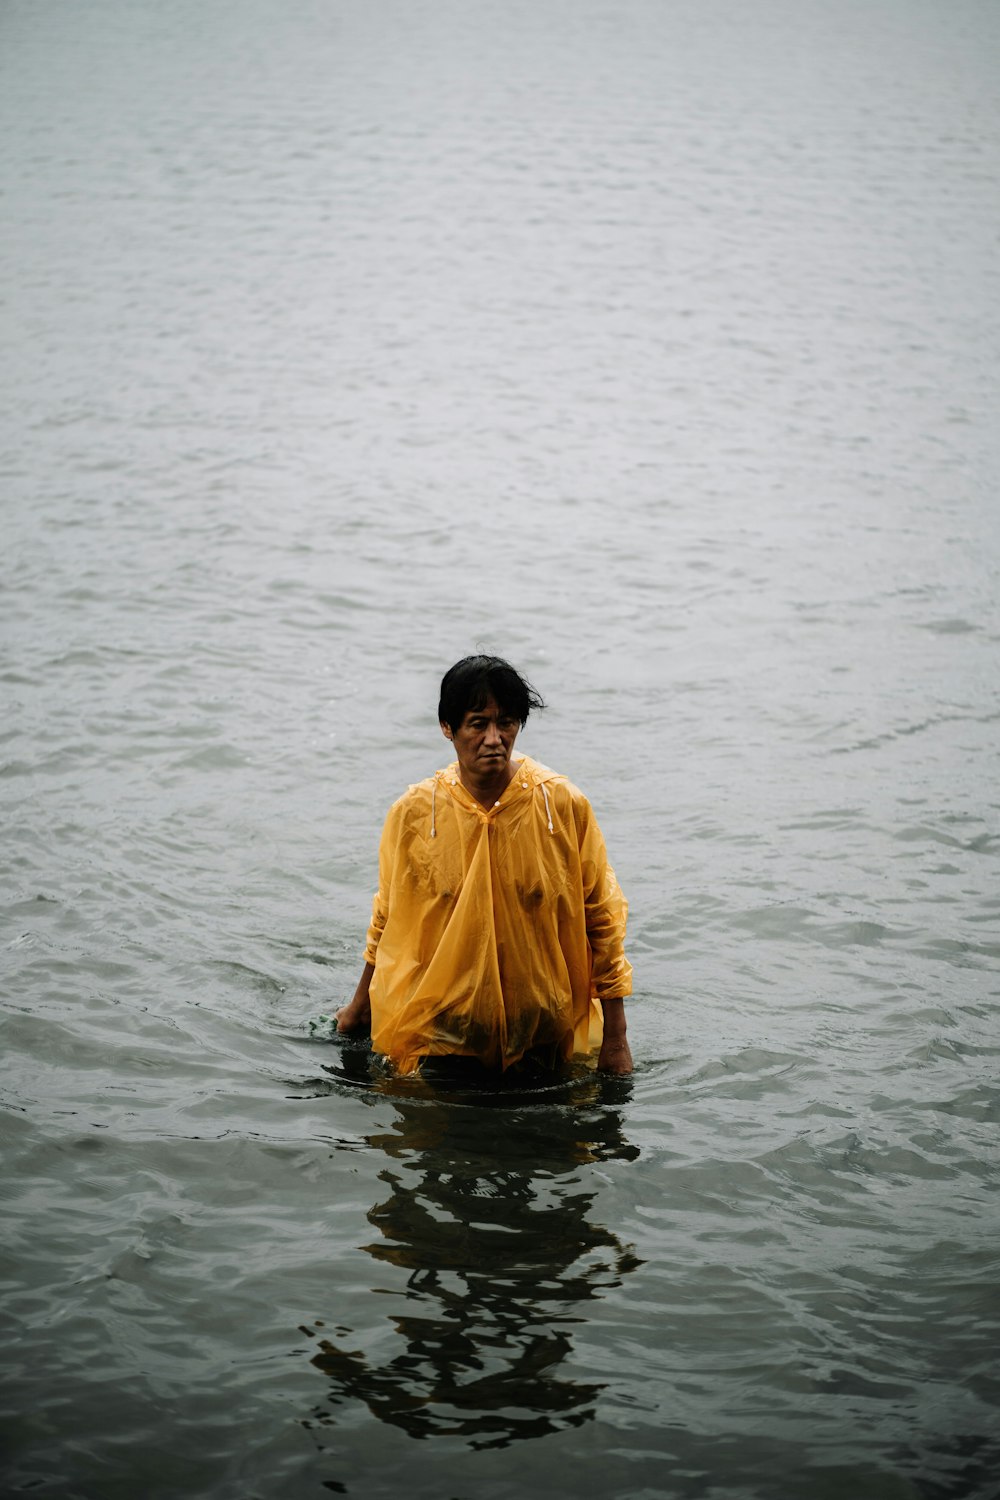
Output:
left=460, top=696, right=516, bottom=723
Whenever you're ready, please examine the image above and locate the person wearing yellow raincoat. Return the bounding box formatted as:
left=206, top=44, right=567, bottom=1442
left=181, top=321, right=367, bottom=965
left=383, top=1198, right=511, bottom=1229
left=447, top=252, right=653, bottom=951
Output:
left=336, top=656, right=633, bottom=1076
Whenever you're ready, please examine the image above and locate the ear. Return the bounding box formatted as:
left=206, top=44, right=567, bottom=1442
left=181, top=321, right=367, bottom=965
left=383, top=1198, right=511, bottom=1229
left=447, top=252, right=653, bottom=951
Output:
left=440, top=720, right=453, bottom=740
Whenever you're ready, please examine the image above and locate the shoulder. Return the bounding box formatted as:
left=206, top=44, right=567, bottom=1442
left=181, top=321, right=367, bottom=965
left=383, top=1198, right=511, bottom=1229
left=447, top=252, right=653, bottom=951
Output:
left=516, top=755, right=594, bottom=818
left=391, top=773, right=437, bottom=809
left=381, top=770, right=442, bottom=829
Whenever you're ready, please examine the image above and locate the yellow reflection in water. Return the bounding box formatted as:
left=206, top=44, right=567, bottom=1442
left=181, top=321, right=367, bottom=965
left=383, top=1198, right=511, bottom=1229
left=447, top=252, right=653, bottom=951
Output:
left=305, top=1071, right=640, bottom=1449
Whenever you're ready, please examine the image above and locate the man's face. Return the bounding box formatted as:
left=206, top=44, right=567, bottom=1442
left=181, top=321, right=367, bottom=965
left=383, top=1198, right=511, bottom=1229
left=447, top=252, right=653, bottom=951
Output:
left=444, top=696, right=520, bottom=781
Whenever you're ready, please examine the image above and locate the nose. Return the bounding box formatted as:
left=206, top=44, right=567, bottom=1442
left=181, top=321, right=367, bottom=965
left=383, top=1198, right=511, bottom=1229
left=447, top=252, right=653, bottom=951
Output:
left=484, top=720, right=503, bottom=746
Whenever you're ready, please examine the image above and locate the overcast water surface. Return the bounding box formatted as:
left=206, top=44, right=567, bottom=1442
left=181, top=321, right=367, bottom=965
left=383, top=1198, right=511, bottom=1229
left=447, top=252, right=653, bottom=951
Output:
left=2, top=2, right=999, bottom=1497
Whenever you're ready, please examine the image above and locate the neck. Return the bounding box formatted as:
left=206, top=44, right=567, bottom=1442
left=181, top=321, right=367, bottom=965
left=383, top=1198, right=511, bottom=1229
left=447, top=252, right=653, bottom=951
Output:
left=459, top=758, right=516, bottom=809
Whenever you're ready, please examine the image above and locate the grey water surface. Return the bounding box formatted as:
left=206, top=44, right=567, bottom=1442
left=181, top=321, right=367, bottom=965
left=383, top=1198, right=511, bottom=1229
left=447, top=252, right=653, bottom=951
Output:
left=2, top=1, right=999, bottom=1497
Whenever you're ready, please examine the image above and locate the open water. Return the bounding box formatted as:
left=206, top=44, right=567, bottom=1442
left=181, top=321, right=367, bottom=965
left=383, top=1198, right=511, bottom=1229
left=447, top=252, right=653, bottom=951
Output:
left=2, top=1, right=999, bottom=1496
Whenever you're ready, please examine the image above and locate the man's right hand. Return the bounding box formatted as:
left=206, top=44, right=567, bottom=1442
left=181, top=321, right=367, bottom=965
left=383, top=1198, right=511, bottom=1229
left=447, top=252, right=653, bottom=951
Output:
left=334, top=1000, right=370, bottom=1033
left=336, top=961, right=375, bottom=1033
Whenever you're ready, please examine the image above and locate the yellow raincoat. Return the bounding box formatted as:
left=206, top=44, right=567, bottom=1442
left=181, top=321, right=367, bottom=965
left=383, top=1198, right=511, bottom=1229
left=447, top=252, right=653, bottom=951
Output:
left=364, top=754, right=631, bottom=1074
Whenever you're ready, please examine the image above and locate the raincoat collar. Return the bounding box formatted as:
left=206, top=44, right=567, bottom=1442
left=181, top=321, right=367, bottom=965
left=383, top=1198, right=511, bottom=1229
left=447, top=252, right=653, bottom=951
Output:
left=430, top=754, right=557, bottom=834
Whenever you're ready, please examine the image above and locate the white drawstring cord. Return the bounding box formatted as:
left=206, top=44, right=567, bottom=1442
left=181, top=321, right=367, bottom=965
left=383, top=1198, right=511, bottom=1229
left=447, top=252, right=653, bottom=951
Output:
left=541, top=782, right=553, bottom=834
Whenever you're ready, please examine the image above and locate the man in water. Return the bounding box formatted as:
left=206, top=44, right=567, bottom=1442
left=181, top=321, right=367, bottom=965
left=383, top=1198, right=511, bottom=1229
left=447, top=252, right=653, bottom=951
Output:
left=336, top=655, right=633, bottom=1075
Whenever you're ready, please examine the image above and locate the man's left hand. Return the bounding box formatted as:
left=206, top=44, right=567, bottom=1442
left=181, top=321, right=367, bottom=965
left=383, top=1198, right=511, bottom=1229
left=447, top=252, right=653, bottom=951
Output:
left=598, top=1034, right=633, bottom=1075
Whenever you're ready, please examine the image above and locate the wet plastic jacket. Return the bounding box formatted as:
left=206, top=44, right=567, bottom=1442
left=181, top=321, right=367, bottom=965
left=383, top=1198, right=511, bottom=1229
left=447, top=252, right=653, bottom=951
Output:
left=364, top=755, right=631, bottom=1073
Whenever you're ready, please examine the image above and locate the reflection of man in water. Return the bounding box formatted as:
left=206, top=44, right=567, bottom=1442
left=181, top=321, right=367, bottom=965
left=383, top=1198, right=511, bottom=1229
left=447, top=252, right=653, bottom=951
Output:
left=302, top=1083, right=640, bottom=1447
left=336, top=656, right=634, bottom=1076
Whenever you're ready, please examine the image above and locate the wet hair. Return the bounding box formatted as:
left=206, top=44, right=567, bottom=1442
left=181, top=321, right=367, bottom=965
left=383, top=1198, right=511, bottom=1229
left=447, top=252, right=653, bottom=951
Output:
left=438, top=655, right=546, bottom=731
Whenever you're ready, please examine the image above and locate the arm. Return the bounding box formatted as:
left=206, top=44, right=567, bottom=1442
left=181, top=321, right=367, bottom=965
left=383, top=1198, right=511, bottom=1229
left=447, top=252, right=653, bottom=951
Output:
left=336, top=961, right=374, bottom=1033
left=337, top=803, right=396, bottom=1036
left=598, top=996, right=633, bottom=1075
left=577, top=797, right=634, bottom=1074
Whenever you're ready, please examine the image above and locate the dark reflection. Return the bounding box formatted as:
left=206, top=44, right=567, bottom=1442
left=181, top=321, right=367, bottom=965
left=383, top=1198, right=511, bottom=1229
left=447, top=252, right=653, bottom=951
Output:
left=302, top=1067, right=640, bottom=1450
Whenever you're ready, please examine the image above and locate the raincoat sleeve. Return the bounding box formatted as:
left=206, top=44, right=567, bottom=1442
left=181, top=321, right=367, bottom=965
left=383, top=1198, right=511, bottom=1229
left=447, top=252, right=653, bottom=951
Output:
left=575, top=793, right=633, bottom=1001
left=362, top=803, right=397, bottom=966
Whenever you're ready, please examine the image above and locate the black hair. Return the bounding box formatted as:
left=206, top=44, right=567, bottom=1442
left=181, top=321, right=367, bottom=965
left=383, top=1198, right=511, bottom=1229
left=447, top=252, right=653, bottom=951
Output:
left=438, top=655, right=546, bottom=731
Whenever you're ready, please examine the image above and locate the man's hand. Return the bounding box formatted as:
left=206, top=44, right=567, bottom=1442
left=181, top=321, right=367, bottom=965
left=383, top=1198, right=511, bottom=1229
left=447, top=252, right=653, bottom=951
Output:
left=598, top=997, right=633, bottom=1074
left=336, top=962, right=374, bottom=1033
left=598, top=1033, right=633, bottom=1074
left=335, top=999, right=370, bottom=1034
